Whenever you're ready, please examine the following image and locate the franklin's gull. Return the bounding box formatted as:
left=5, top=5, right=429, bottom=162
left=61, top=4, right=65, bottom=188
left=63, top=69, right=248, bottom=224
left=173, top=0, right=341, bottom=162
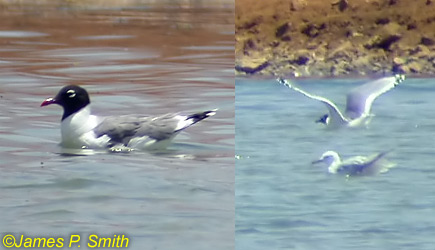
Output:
left=41, top=85, right=216, bottom=150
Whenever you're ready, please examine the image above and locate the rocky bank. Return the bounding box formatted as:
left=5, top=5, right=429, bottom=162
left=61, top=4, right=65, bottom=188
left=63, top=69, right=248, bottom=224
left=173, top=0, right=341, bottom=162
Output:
left=236, top=0, right=435, bottom=77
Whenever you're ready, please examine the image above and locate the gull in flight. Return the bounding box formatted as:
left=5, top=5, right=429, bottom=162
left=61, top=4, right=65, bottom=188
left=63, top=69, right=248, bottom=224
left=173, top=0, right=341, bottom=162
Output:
left=277, top=75, right=405, bottom=128
left=312, top=150, right=396, bottom=176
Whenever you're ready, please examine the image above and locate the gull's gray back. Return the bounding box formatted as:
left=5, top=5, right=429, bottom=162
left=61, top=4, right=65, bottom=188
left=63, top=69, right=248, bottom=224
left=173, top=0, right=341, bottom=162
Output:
left=94, top=114, right=180, bottom=145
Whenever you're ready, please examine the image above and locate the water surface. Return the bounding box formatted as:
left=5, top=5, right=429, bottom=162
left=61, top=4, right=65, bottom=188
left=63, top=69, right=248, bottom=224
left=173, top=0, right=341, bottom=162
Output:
left=0, top=3, right=234, bottom=249
left=236, top=77, right=435, bottom=250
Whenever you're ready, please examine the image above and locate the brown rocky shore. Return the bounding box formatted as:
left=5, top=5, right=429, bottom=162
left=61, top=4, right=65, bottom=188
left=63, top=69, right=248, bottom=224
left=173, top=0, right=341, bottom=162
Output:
left=236, top=0, right=435, bottom=77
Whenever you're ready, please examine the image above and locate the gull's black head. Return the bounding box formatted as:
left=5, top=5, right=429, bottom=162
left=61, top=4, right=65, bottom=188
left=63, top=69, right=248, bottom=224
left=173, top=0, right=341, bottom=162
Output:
left=316, top=114, right=329, bottom=124
left=41, top=85, right=90, bottom=120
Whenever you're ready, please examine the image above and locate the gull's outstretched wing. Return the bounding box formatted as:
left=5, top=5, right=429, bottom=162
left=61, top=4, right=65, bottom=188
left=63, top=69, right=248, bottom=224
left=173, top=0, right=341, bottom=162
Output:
left=278, top=78, right=348, bottom=124
left=346, top=75, right=404, bottom=119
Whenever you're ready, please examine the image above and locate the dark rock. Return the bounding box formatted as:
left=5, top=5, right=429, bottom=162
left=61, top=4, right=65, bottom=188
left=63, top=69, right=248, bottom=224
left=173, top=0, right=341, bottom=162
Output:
left=409, top=45, right=430, bottom=57
left=407, top=23, right=417, bottom=30
left=375, top=18, right=390, bottom=25
left=235, top=61, right=270, bottom=74
left=408, top=61, right=422, bottom=73
left=392, top=60, right=423, bottom=74
left=270, top=41, right=280, bottom=47
left=389, top=0, right=398, bottom=5
left=276, top=23, right=291, bottom=38
left=365, top=34, right=401, bottom=51
left=332, top=0, right=348, bottom=12
left=240, top=17, right=262, bottom=30
left=281, top=36, right=291, bottom=41
left=421, top=37, right=434, bottom=46
left=377, top=35, right=402, bottom=50
left=292, top=55, right=310, bottom=65
left=338, top=0, right=348, bottom=11
left=244, top=39, right=256, bottom=51
left=301, top=23, right=326, bottom=38
left=426, top=16, right=435, bottom=24
left=301, top=24, right=317, bottom=37
left=345, top=30, right=352, bottom=37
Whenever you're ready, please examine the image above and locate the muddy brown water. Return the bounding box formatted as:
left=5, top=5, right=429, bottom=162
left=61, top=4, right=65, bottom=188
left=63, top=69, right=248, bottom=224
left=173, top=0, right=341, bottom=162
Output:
left=0, top=2, right=234, bottom=249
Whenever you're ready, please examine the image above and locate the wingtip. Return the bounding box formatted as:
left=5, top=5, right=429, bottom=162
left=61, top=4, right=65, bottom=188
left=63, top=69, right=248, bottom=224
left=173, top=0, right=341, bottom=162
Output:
left=276, top=78, right=292, bottom=88
left=394, top=74, right=406, bottom=84
left=382, top=148, right=395, bottom=155
left=375, top=149, right=394, bottom=161
left=207, top=109, right=218, bottom=116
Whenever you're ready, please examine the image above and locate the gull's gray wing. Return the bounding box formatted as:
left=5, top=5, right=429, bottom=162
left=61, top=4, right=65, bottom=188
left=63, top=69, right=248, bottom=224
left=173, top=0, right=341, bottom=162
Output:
left=345, top=75, right=404, bottom=119
left=360, top=151, right=395, bottom=175
left=338, top=155, right=369, bottom=175
left=278, top=78, right=348, bottom=123
left=93, top=110, right=215, bottom=147
left=338, top=162, right=367, bottom=176
left=94, top=114, right=180, bottom=146
left=135, top=113, right=183, bottom=139
left=339, top=151, right=394, bottom=176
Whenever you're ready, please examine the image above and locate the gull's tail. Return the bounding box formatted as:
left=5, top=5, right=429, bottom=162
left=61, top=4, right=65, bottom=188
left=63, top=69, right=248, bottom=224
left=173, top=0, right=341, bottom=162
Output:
left=370, top=149, right=396, bottom=173
left=175, top=109, right=217, bottom=132
left=373, top=151, right=390, bottom=162
left=186, top=109, right=217, bottom=124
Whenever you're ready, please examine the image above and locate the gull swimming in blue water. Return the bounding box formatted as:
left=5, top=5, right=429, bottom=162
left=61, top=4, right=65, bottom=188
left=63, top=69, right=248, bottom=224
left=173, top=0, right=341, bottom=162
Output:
left=277, top=75, right=405, bottom=128
left=312, top=150, right=396, bottom=176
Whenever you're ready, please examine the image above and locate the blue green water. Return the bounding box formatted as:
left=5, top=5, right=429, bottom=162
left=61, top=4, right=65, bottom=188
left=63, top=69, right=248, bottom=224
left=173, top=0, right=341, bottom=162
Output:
left=236, top=77, right=435, bottom=250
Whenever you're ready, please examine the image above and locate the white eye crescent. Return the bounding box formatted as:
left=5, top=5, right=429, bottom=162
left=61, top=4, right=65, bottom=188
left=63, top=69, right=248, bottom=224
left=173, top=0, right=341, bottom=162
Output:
left=67, top=89, right=76, bottom=98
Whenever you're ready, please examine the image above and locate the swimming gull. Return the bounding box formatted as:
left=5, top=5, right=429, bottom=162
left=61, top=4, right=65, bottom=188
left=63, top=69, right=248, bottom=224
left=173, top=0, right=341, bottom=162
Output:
left=277, top=75, right=405, bottom=128
left=312, top=150, right=396, bottom=176
left=41, top=85, right=216, bottom=150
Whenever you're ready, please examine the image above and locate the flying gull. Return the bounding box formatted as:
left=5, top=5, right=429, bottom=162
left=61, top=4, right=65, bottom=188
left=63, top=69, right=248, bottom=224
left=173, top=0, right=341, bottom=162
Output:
left=277, top=75, right=405, bottom=128
left=41, top=85, right=216, bottom=150
left=312, top=150, right=396, bottom=176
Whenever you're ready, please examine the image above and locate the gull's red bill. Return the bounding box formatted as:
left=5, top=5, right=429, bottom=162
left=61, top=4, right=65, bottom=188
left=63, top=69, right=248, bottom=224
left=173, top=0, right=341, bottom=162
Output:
left=41, top=98, right=56, bottom=107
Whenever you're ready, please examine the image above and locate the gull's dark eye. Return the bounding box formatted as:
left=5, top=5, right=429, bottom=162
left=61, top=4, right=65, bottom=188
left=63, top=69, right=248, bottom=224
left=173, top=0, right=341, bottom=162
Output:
left=67, top=89, right=76, bottom=98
